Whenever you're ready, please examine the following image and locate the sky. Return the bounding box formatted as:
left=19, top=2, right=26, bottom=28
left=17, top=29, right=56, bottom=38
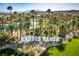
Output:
left=0, top=3, right=79, bottom=12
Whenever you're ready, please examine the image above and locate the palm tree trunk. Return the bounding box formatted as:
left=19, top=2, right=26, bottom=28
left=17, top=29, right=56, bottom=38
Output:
left=45, top=17, right=46, bottom=29
left=36, top=18, right=37, bottom=29
left=20, top=21, right=22, bottom=40
left=33, top=17, right=34, bottom=36
left=2, top=20, right=4, bottom=35
left=10, top=10, right=12, bottom=21
left=10, top=10, right=13, bottom=36
left=51, top=27, right=52, bottom=37
left=36, top=17, right=38, bottom=40
left=16, top=21, right=19, bottom=39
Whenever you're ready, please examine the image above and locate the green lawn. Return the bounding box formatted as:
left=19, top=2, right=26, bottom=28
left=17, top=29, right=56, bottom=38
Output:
left=41, top=37, right=79, bottom=56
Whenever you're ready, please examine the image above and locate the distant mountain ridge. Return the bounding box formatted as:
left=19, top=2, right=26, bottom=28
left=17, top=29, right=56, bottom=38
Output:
left=53, top=10, right=79, bottom=14
left=24, top=10, right=79, bottom=14
left=0, top=10, right=79, bottom=14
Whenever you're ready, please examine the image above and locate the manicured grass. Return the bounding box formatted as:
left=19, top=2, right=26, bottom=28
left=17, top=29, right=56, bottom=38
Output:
left=41, top=37, right=79, bottom=56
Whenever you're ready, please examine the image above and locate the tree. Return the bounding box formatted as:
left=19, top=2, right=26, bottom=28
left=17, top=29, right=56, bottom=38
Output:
left=58, top=25, right=67, bottom=44
left=47, top=9, right=51, bottom=15
left=7, top=6, right=13, bottom=21
left=7, top=6, right=13, bottom=37
left=24, top=16, right=31, bottom=35
left=8, top=23, right=14, bottom=36
left=14, top=11, right=17, bottom=14
left=46, top=9, right=52, bottom=38
left=18, top=14, right=23, bottom=39
left=12, top=11, right=19, bottom=37
left=30, top=10, right=35, bottom=36
left=0, top=16, right=4, bottom=35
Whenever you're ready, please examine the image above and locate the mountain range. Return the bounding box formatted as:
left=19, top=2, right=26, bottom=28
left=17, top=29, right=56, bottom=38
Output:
left=0, top=10, right=79, bottom=15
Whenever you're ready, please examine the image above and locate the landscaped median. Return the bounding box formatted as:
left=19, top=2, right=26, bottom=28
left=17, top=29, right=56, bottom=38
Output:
left=41, top=37, right=79, bottom=56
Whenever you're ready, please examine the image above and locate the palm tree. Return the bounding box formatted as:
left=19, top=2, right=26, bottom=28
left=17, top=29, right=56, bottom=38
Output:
left=76, top=16, right=79, bottom=30
left=53, top=17, right=59, bottom=35
left=13, top=11, right=18, bottom=22
left=47, top=9, right=51, bottom=26
left=18, top=14, right=23, bottom=39
left=47, top=9, right=51, bottom=15
left=38, top=18, right=44, bottom=41
left=35, top=13, right=38, bottom=32
left=58, top=24, right=67, bottom=43
left=0, top=16, right=4, bottom=35
left=24, top=16, right=31, bottom=35
left=12, top=11, right=19, bottom=38
left=71, top=16, right=77, bottom=35
left=7, top=6, right=13, bottom=37
left=7, top=6, right=13, bottom=21
left=38, top=18, right=43, bottom=32
left=30, top=10, right=35, bottom=36
left=14, top=11, right=17, bottom=14
left=45, top=9, right=51, bottom=38
left=49, top=18, right=54, bottom=37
